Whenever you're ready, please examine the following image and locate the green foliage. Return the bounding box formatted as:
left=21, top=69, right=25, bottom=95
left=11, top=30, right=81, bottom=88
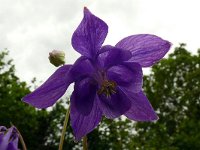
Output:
left=0, top=50, right=49, bottom=149
left=1, top=44, right=200, bottom=150
left=88, top=117, right=134, bottom=150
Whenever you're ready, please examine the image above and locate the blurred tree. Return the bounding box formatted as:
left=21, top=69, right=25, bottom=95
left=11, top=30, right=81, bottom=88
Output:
left=88, top=117, right=135, bottom=150
left=0, top=50, right=50, bottom=150
left=132, top=44, right=200, bottom=150
left=44, top=101, right=78, bottom=150
left=1, top=44, right=200, bottom=150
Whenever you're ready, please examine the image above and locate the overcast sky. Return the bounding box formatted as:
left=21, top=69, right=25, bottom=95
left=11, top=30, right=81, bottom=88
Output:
left=1, top=0, right=200, bottom=85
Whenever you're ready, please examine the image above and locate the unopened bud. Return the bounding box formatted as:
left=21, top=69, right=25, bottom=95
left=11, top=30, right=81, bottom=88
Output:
left=49, top=50, right=65, bottom=67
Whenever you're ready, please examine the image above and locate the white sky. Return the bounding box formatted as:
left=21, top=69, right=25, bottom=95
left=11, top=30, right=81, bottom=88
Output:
left=1, top=0, right=200, bottom=85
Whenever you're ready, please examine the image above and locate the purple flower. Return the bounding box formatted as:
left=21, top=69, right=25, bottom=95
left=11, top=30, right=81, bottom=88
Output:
left=0, top=126, right=19, bottom=150
left=23, top=7, right=171, bottom=141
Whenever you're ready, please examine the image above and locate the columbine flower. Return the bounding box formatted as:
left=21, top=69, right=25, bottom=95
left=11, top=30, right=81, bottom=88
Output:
left=0, top=126, right=19, bottom=150
left=23, top=7, right=171, bottom=140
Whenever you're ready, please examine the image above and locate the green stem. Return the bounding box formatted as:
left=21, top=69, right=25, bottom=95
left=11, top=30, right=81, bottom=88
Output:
left=16, top=127, right=27, bottom=150
left=58, top=104, right=70, bottom=150
left=83, top=136, right=88, bottom=150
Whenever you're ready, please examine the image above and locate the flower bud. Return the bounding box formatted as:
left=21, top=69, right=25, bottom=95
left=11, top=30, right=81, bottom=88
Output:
left=49, top=50, right=65, bottom=67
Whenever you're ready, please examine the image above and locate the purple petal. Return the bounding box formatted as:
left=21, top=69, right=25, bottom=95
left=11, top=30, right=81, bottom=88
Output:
left=0, top=127, right=16, bottom=150
left=72, top=7, right=108, bottom=59
left=116, top=34, right=171, bottom=67
left=97, top=46, right=132, bottom=69
left=7, top=142, right=18, bottom=150
left=71, top=77, right=98, bottom=115
left=69, top=56, right=95, bottom=81
left=2, top=127, right=12, bottom=142
left=0, top=127, right=6, bottom=145
left=23, top=65, right=72, bottom=108
left=98, top=45, right=113, bottom=54
left=0, top=126, right=6, bottom=132
left=107, top=62, right=143, bottom=93
left=123, top=90, right=158, bottom=121
left=0, top=135, right=3, bottom=145
left=70, top=96, right=102, bottom=141
left=7, top=130, right=18, bottom=150
left=0, top=134, right=8, bottom=150
left=97, top=87, right=131, bottom=119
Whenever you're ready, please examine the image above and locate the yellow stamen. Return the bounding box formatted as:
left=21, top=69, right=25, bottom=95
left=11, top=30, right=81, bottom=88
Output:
left=98, top=80, right=117, bottom=97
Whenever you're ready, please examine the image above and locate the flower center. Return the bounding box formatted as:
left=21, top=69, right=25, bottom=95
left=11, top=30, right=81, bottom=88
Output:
left=98, top=80, right=117, bottom=97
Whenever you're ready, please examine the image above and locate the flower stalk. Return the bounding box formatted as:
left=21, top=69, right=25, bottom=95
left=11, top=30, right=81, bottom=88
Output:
left=16, top=127, right=27, bottom=150
left=58, top=104, right=70, bottom=150
left=83, top=136, right=88, bottom=150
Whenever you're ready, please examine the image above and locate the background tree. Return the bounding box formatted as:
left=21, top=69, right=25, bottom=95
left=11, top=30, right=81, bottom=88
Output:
left=0, top=50, right=49, bottom=149
left=132, top=44, right=200, bottom=150
left=1, top=44, right=200, bottom=150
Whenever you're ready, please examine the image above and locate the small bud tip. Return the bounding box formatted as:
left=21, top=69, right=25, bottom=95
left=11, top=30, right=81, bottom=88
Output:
left=48, top=50, right=65, bottom=67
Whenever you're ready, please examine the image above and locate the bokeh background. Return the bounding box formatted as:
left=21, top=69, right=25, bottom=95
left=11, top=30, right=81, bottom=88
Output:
left=0, top=0, right=200, bottom=149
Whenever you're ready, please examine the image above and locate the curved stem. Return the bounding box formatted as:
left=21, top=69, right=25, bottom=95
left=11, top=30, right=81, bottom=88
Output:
left=83, top=136, right=88, bottom=150
left=58, top=104, right=70, bottom=150
left=16, top=128, right=27, bottom=150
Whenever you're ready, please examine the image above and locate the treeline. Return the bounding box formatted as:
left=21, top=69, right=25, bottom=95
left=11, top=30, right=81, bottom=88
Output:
left=0, top=44, right=200, bottom=150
